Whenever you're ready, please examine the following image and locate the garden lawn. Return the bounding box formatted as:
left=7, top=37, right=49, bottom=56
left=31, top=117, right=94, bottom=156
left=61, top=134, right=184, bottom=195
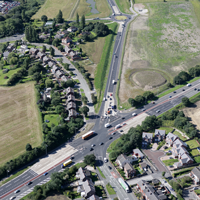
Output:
left=186, top=140, right=200, bottom=149
left=190, top=149, right=199, bottom=156
left=194, top=156, right=200, bottom=163
left=163, top=159, right=178, bottom=166
left=44, top=114, right=60, bottom=127
left=173, top=130, right=187, bottom=141
left=0, top=68, right=21, bottom=85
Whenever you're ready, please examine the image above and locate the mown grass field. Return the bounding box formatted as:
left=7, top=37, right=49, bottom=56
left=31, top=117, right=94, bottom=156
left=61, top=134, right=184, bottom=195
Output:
left=32, top=0, right=111, bottom=20
left=135, top=0, right=184, bottom=2
left=115, top=0, right=131, bottom=14
left=0, top=82, right=42, bottom=165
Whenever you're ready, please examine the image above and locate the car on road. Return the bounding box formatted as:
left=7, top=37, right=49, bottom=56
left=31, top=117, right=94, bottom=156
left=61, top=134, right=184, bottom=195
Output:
left=91, top=144, right=95, bottom=147
left=108, top=166, right=112, bottom=170
left=187, top=83, right=191, bottom=87
left=99, top=142, right=104, bottom=146
left=152, top=101, right=155, bottom=104
left=104, top=157, right=108, bottom=162
left=122, top=122, right=126, bottom=125
left=111, top=132, right=115, bottom=135
left=132, top=113, right=137, bottom=116
left=169, top=96, right=172, bottom=98
left=120, top=130, right=123, bottom=132
left=43, top=172, right=48, bottom=176
left=142, top=108, right=146, bottom=111
left=14, top=190, right=20, bottom=194
left=10, top=197, right=15, bottom=200
left=90, top=148, right=93, bottom=151
left=27, top=182, right=32, bottom=186
left=194, top=88, right=197, bottom=90
left=193, top=187, right=198, bottom=190
left=173, top=91, right=176, bottom=93
left=109, top=137, right=112, bottom=140
left=110, top=98, right=112, bottom=100
left=198, top=89, right=200, bottom=91
left=121, top=117, right=125, bottom=119
left=103, top=97, right=105, bottom=101
left=156, top=110, right=160, bottom=113
left=182, top=88, right=185, bottom=91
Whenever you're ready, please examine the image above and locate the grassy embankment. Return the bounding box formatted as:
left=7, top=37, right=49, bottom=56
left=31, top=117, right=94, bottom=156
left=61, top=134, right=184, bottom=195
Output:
left=32, top=0, right=111, bottom=20
left=0, top=82, right=42, bottom=166
left=115, top=0, right=131, bottom=14
left=94, top=22, right=118, bottom=113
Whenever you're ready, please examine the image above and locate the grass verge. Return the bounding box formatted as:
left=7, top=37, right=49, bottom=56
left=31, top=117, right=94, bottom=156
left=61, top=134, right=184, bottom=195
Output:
left=106, top=183, right=116, bottom=195
left=94, top=22, right=118, bottom=113
left=162, top=159, right=178, bottom=166
left=97, top=167, right=106, bottom=179
left=107, top=138, right=120, bottom=153
left=115, top=0, right=131, bottom=14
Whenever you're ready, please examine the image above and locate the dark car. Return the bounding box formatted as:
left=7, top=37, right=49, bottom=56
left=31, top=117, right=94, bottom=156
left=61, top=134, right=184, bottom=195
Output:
left=99, top=142, right=104, bottom=146
left=194, top=88, right=197, bottom=90
left=182, top=89, right=185, bottom=91
left=44, top=172, right=48, bottom=176
left=108, top=166, right=112, bottom=170
left=198, top=89, right=200, bottom=91
left=120, top=130, right=123, bottom=132
left=173, top=91, right=176, bottom=93
left=27, top=182, right=32, bottom=186
left=111, top=132, right=115, bottom=135
left=109, top=137, right=112, bottom=140
left=122, top=117, right=125, bottom=119
left=90, top=148, right=93, bottom=151
left=14, top=190, right=20, bottom=194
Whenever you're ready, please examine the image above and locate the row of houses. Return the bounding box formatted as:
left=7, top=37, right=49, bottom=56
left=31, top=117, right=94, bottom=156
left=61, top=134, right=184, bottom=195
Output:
left=115, top=149, right=145, bottom=178
left=76, top=167, right=100, bottom=200
left=166, top=133, right=193, bottom=168
left=0, top=1, right=20, bottom=14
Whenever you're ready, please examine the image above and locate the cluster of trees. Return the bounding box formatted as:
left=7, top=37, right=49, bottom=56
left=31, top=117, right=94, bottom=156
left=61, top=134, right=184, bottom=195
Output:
left=0, top=0, right=45, bottom=38
left=128, top=91, right=155, bottom=107
left=73, top=62, right=92, bottom=90
left=109, top=115, right=160, bottom=161
left=173, top=65, right=200, bottom=84
left=25, top=26, right=38, bottom=42
left=161, top=109, right=197, bottom=138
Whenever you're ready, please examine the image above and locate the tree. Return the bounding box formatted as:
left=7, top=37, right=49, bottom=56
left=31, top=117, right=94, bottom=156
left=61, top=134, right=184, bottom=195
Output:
left=41, top=15, right=48, bottom=23
left=63, top=63, right=70, bottom=70
left=26, top=143, right=32, bottom=151
left=49, top=47, right=55, bottom=57
left=143, top=91, right=155, bottom=100
left=84, top=154, right=96, bottom=166
left=32, top=72, right=42, bottom=82
left=10, top=57, right=18, bottom=65
left=182, top=97, right=190, bottom=107
left=76, top=13, right=79, bottom=24
left=81, top=96, right=88, bottom=105
left=128, top=98, right=135, bottom=107
left=56, top=105, right=65, bottom=114
left=173, top=75, right=183, bottom=85
left=56, top=10, right=63, bottom=23
left=42, top=45, right=46, bottom=53
left=58, top=45, right=64, bottom=52
left=45, top=79, right=53, bottom=88
left=135, top=95, right=145, bottom=106
left=51, top=97, right=60, bottom=106
left=81, top=15, right=85, bottom=29
left=2, top=44, right=7, bottom=52
left=80, top=106, right=89, bottom=116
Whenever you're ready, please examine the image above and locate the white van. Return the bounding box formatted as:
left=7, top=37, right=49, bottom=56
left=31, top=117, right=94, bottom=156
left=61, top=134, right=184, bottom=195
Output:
left=115, top=124, right=121, bottom=129
left=132, top=113, right=137, bottom=116
left=187, top=83, right=191, bottom=87
left=104, top=158, right=108, bottom=163
left=112, top=80, right=115, bottom=84
left=105, top=123, right=110, bottom=128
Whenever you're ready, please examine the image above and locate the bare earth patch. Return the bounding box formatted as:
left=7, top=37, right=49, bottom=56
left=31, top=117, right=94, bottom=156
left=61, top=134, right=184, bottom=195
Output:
left=0, top=82, right=42, bottom=165
left=182, top=101, right=200, bottom=130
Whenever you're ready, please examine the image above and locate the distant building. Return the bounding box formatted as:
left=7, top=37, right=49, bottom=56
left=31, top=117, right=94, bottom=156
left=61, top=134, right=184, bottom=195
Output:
left=67, top=26, right=77, bottom=32
left=190, top=167, right=200, bottom=184
left=45, top=21, right=53, bottom=26
left=62, top=36, right=72, bottom=44
left=142, top=132, right=153, bottom=147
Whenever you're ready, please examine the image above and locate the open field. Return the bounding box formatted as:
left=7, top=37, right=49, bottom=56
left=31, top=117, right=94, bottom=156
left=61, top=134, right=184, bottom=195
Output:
left=119, top=2, right=200, bottom=107
left=0, top=82, right=42, bottom=165
left=182, top=101, right=200, bottom=130
left=115, top=0, right=131, bottom=14
left=32, top=0, right=110, bottom=20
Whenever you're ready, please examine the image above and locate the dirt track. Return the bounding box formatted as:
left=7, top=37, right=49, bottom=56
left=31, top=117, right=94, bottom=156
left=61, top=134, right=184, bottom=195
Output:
left=182, top=101, right=200, bottom=130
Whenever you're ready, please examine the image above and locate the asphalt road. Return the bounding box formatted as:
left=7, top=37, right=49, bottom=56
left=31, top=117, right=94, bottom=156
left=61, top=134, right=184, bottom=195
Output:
left=2, top=0, right=200, bottom=199
left=0, top=34, right=24, bottom=43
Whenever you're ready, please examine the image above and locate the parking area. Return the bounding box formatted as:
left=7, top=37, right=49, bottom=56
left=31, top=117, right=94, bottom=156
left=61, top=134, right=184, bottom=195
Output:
left=143, top=150, right=169, bottom=172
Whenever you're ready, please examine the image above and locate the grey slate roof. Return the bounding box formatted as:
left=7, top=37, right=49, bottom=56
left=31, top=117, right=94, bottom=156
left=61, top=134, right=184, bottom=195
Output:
left=192, top=167, right=200, bottom=179
left=116, top=154, right=128, bottom=165
left=133, top=149, right=144, bottom=158
left=166, top=132, right=178, bottom=142
left=155, top=129, right=165, bottom=137
left=142, top=132, right=153, bottom=140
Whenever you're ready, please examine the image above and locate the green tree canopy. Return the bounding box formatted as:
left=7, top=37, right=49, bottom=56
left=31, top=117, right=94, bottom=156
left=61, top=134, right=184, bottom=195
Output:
left=56, top=10, right=63, bottom=23
left=182, top=97, right=190, bottom=107
left=41, top=15, right=48, bottom=22
left=84, top=154, right=96, bottom=166
left=56, top=105, right=65, bottom=114
left=26, top=143, right=32, bottom=151
left=80, top=106, right=89, bottom=116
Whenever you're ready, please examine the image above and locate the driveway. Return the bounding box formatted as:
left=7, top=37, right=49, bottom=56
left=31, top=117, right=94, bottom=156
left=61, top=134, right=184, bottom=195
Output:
left=143, top=149, right=169, bottom=172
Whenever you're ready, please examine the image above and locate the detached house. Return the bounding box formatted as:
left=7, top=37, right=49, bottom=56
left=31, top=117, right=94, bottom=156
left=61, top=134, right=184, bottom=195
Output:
left=154, top=129, right=166, bottom=142
left=51, top=65, right=59, bottom=74
left=166, top=132, right=178, bottom=146
left=69, top=51, right=81, bottom=61
left=67, top=26, right=77, bottom=32
left=43, top=56, right=51, bottom=64
left=36, top=51, right=46, bottom=60
left=67, top=94, right=75, bottom=103
left=60, top=75, right=68, bottom=82
left=133, top=149, right=144, bottom=159
left=65, top=46, right=73, bottom=54
left=142, top=132, right=153, bottom=147
left=190, top=167, right=200, bottom=184
left=67, top=101, right=76, bottom=110
left=88, top=195, right=100, bottom=200
left=116, top=154, right=136, bottom=169
left=68, top=109, right=77, bottom=119
left=124, top=163, right=136, bottom=178
left=29, top=48, right=39, bottom=56
left=66, top=87, right=74, bottom=95
left=76, top=167, right=90, bottom=182
left=62, top=36, right=72, bottom=44
left=55, top=70, right=64, bottom=79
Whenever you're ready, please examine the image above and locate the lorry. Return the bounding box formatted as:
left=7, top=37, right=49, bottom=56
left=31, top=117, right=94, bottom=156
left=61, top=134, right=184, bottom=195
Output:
left=112, top=80, right=115, bottom=84
left=105, top=123, right=110, bottom=128
left=118, top=178, right=129, bottom=192
left=82, top=131, right=94, bottom=139
left=61, top=159, right=72, bottom=168
left=115, top=124, right=121, bottom=129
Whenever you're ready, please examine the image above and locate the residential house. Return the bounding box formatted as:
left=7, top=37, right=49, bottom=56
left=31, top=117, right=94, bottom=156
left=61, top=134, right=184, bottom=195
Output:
left=67, top=102, right=76, bottom=110
left=88, top=195, right=100, bottom=200
left=68, top=109, right=77, bottom=119
left=173, top=138, right=187, bottom=149
left=61, top=30, right=69, bottom=35
left=69, top=51, right=81, bottom=61
left=51, top=65, right=59, bottom=74
left=67, top=94, right=75, bottom=103
left=43, top=56, right=51, bottom=64
left=116, top=154, right=135, bottom=169
left=132, top=149, right=144, bottom=159
left=55, top=70, right=64, bottom=79
left=174, top=153, right=193, bottom=168
left=39, top=34, right=48, bottom=40
left=137, top=180, right=167, bottom=200
left=82, top=179, right=95, bottom=198
left=36, top=51, right=46, bottom=60
left=48, top=61, right=55, bottom=68
left=3, top=51, right=9, bottom=58
left=60, top=75, right=68, bottom=82
left=154, top=129, right=166, bottom=142
left=172, top=146, right=188, bottom=158
left=29, top=48, right=39, bottom=56
left=142, top=132, right=153, bottom=147
left=62, top=36, right=72, bottom=44
left=76, top=167, right=91, bottom=182
left=124, top=163, right=136, bottom=178
left=66, top=87, right=74, bottom=95
left=7, top=44, right=14, bottom=52
left=140, top=163, right=148, bottom=171
left=67, top=26, right=77, bottom=32
left=54, top=34, right=64, bottom=39
left=65, top=46, right=73, bottom=54
left=190, top=167, right=200, bottom=184
left=166, top=132, right=178, bottom=146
